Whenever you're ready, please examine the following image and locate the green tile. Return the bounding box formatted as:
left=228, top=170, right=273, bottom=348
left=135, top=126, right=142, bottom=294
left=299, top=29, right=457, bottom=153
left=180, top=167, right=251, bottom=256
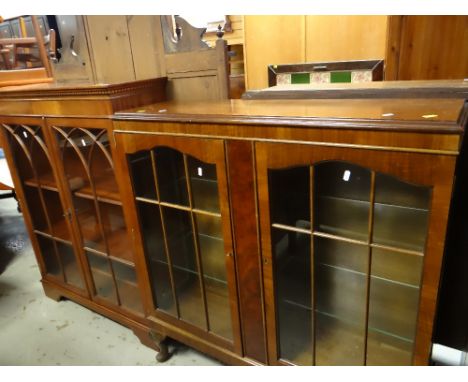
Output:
left=291, top=72, right=310, bottom=84
left=330, top=71, right=352, bottom=83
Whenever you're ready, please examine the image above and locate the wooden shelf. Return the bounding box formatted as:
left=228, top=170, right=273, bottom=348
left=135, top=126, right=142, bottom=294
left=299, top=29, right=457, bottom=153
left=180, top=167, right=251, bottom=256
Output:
left=73, top=174, right=121, bottom=205
left=24, top=172, right=58, bottom=191
left=34, top=217, right=71, bottom=243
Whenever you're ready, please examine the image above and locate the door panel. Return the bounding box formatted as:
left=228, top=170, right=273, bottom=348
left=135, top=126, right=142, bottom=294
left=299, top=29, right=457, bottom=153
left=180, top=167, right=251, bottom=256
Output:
left=120, top=133, right=241, bottom=353
left=256, top=141, right=455, bottom=365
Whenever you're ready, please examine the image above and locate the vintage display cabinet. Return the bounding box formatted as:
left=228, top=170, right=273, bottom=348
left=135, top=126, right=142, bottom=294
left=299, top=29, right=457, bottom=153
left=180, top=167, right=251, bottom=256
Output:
left=0, top=79, right=466, bottom=366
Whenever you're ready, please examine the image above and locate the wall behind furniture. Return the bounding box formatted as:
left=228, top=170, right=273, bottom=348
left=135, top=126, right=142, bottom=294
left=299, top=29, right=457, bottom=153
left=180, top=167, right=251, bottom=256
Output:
left=385, top=16, right=468, bottom=80
left=243, top=15, right=388, bottom=90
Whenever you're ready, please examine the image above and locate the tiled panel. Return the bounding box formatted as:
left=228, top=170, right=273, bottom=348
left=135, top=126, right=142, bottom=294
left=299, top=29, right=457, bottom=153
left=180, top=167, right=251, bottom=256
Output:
left=351, top=70, right=373, bottom=83
left=330, top=71, right=352, bottom=83
left=276, top=73, right=291, bottom=85
left=310, top=72, right=331, bottom=83
left=291, top=72, right=311, bottom=84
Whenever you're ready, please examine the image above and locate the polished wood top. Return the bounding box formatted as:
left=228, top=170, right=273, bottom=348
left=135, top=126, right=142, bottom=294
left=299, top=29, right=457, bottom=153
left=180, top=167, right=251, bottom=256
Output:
left=115, top=98, right=467, bottom=133
left=0, top=77, right=167, bottom=98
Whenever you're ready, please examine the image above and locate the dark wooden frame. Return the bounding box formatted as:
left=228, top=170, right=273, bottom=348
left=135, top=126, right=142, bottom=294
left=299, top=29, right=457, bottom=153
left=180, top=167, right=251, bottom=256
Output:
left=267, top=59, right=384, bottom=87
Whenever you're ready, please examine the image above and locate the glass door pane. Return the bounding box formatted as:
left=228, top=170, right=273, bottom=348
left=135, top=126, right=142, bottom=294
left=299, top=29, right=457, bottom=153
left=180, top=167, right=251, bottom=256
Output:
left=367, top=173, right=430, bottom=365
left=3, top=123, right=85, bottom=292
left=314, top=237, right=367, bottom=365
left=53, top=125, right=142, bottom=314
left=128, top=145, right=235, bottom=343
left=265, top=158, right=431, bottom=366
left=314, top=162, right=371, bottom=241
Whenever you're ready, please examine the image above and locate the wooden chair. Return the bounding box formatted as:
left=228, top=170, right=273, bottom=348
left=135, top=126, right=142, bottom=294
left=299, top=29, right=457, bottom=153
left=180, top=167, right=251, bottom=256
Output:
left=0, top=16, right=55, bottom=87
left=160, top=15, right=229, bottom=101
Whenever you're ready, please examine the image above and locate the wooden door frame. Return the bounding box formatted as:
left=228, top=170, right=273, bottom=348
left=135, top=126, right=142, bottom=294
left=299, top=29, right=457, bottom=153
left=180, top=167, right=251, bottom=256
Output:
left=255, top=141, right=457, bottom=365
left=113, top=130, right=243, bottom=356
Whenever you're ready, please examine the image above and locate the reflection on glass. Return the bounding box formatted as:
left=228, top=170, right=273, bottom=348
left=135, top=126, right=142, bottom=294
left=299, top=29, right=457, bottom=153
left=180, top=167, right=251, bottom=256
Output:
left=366, top=329, right=413, bottom=366
left=10, top=125, right=53, bottom=185
left=99, top=202, right=131, bottom=261
left=188, top=156, right=220, bottom=213
left=272, top=228, right=313, bottom=365
left=266, top=159, right=432, bottom=365
left=87, top=252, right=117, bottom=304
left=88, top=131, right=119, bottom=196
left=112, top=260, right=143, bottom=314
left=314, top=237, right=367, bottom=365
left=43, top=189, right=69, bottom=241
left=37, top=236, right=61, bottom=277
left=155, top=147, right=189, bottom=206
left=368, top=277, right=420, bottom=341
left=173, top=266, right=206, bottom=329
left=57, top=241, right=84, bottom=289
left=269, top=166, right=310, bottom=228
left=74, top=197, right=105, bottom=253
left=129, top=146, right=232, bottom=339
left=371, top=248, right=423, bottom=287
left=59, top=130, right=89, bottom=193
left=195, top=213, right=232, bottom=340
left=164, top=207, right=197, bottom=271
left=315, top=313, right=364, bottom=366
left=10, top=126, right=34, bottom=181
left=23, top=186, right=48, bottom=232
left=315, top=162, right=370, bottom=241
left=164, top=207, right=205, bottom=328
left=137, top=201, right=176, bottom=315
left=129, top=151, right=157, bottom=199
left=373, top=173, right=431, bottom=252
left=28, top=127, right=54, bottom=185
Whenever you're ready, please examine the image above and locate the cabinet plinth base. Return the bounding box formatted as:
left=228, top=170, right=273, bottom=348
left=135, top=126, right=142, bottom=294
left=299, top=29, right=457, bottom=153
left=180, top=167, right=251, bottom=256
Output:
left=149, top=330, right=171, bottom=362
left=41, top=281, right=64, bottom=302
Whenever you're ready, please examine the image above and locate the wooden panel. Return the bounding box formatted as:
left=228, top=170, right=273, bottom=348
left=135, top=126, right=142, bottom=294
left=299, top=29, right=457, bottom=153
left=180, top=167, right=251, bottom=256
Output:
left=255, top=142, right=456, bottom=365
left=84, top=16, right=136, bottom=83
left=226, top=140, right=267, bottom=363
left=244, top=16, right=305, bottom=90
left=53, top=16, right=95, bottom=85
left=396, top=16, right=468, bottom=80
left=305, top=16, right=388, bottom=62
left=167, top=75, right=221, bottom=102
left=127, top=16, right=166, bottom=80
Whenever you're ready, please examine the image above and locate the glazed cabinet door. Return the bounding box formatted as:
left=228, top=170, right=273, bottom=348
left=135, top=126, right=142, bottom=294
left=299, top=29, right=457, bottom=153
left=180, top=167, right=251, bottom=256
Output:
left=115, top=133, right=242, bottom=354
left=46, top=117, right=144, bottom=316
left=256, top=142, right=456, bottom=365
left=0, top=117, right=88, bottom=295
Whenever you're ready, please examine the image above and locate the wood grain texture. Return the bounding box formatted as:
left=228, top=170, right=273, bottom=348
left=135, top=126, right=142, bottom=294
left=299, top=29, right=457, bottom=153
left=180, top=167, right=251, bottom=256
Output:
left=226, top=140, right=267, bottom=363
left=391, top=16, right=468, bottom=80
left=84, top=16, right=136, bottom=84
left=244, top=16, right=305, bottom=90
left=305, top=16, right=388, bottom=63
left=127, top=16, right=166, bottom=80
left=113, top=120, right=461, bottom=155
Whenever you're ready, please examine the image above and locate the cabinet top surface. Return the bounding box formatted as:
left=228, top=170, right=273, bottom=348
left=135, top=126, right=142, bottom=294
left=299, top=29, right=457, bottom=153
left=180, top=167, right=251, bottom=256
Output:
left=115, top=98, right=467, bottom=133
left=0, top=77, right=166, bottom=98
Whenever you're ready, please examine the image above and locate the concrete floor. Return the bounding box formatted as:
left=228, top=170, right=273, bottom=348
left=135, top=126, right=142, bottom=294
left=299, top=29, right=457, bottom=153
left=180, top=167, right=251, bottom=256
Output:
left=0, top=195, right=222, bottom=366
